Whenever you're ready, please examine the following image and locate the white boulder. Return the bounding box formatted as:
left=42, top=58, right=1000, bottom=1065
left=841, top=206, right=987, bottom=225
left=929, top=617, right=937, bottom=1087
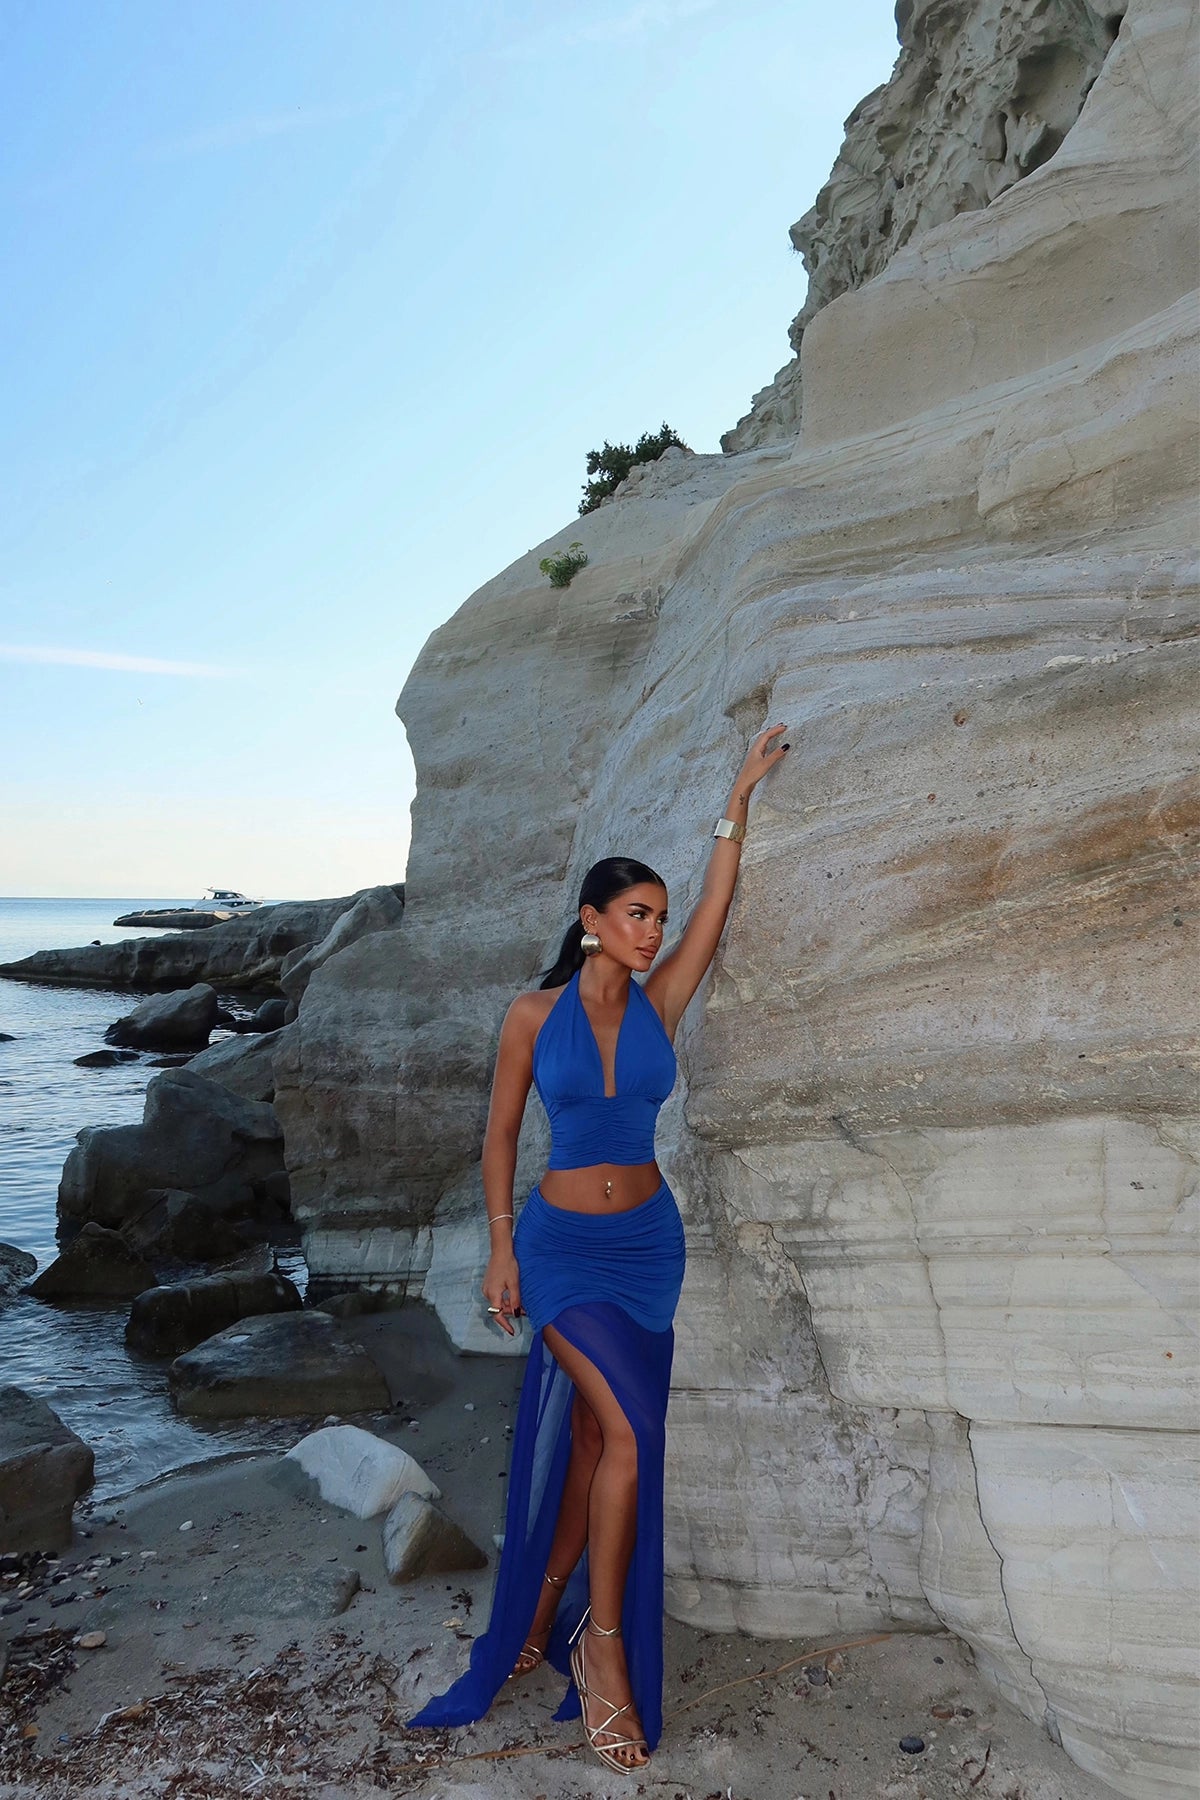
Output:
left=284, top=1424, right=440, bottom=1518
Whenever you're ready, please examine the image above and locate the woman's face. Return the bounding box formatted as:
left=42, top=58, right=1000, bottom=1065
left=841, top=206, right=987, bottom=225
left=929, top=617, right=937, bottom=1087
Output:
left=584, top=882, right=669, bottom=972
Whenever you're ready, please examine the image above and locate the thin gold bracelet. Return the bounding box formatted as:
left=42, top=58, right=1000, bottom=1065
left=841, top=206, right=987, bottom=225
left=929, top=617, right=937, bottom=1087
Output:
left=488, top=1212, right=514, bottom=1224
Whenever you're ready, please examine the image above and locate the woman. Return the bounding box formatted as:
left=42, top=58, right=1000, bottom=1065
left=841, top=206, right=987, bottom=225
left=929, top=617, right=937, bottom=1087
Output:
left=407, top=723, right=789, bottom=1772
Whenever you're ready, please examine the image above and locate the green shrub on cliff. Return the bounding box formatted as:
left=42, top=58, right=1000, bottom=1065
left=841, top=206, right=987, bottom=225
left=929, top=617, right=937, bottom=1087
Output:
left=539, top=541, right=589, bottom=588
left=578, top=422, right=690, bottom=515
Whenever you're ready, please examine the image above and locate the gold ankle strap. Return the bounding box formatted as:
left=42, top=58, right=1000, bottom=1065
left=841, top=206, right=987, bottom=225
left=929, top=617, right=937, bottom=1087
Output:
left=587, top=1618, right=622, bottom=1637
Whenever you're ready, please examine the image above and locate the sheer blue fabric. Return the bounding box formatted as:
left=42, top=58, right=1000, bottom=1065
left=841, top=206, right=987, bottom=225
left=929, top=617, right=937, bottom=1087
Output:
left=406, top=1182, right=686, bottom=1748
left=405, top=1302, right=677, bottom=1747
left=533, top=969, right=676, bottom=1169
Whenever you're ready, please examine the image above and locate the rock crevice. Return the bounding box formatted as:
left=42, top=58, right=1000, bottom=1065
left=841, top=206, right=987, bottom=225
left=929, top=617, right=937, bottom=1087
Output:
left=962, top=1417, right=1050, bottom=1721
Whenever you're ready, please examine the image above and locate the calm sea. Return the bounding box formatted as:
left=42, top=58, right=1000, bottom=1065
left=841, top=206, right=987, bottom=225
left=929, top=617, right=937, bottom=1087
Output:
left=0, top=897, right=305, bottom=1497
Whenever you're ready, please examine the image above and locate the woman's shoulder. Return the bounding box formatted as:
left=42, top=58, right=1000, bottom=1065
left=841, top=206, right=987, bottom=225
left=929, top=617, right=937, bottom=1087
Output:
left=505, top=981, right=569, bottom=1037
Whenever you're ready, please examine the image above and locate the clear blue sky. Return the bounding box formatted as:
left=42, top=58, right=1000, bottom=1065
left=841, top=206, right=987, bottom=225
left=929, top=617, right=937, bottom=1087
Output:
left=1, top=0, right=900, bottom=899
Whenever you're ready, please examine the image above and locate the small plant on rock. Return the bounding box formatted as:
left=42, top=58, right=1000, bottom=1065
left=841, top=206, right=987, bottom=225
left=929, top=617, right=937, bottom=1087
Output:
left=539, top=541, right=589, bottom=588
left=578, top=422, right=690, bottom=515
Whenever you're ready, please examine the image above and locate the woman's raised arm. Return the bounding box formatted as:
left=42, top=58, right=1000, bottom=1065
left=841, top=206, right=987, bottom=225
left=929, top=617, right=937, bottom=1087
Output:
left=645, top=723, right=789, bottom=1037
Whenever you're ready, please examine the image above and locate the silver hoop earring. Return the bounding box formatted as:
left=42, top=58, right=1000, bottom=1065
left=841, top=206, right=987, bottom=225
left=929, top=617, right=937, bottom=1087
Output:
left=580, top=930, right=602, bottom=956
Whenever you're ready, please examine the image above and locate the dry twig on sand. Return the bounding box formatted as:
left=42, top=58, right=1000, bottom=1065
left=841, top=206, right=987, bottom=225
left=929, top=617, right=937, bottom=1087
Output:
left=0, top=1627, right=895, bottom=1795
left=2, top=1636, right=415, bottom=1799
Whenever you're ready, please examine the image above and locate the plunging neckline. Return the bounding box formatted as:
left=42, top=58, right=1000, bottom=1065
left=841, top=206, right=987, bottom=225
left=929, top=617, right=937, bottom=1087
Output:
left=575, top=969, right=631, bottom=1098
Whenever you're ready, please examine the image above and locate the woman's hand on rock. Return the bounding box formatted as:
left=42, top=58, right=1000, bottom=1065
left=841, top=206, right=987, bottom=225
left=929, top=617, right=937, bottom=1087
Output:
left=737, top=722, right=790, bottom=791
left=482, top=1251, right=522, bottom=1336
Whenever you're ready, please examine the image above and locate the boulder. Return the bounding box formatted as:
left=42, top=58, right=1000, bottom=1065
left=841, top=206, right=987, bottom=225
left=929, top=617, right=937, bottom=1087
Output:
left=0, top=1243, right=37, bottom=1306
left=185, top=1027, right=290, bottom=1103
left=260, top=1168, right=292, bottom=1211
left=212, top=1242, right=276, bottom=1277
left=29, top=1224, right=157, bottom=1300
left=168, top=1311, right=392, bottom=1418
left=105, top=984, right=219, bottom=1051
left=120, top=1189, right=253, bottom=1264
left=58, top=1069, right=284, bottom=1233
left=249, top=998, right=289, bottom=1033
left=126, top=1269, right=302, bottom=1356
left=74, top=1048, right=140, bottom=1069
left=0, top=1387, right=94, bottom=1551
left=284, top=1424, right=439, bottom=1517
left=212, top=1561, right=361, bottom=1619
left=279, top=885, right=406, bottom=1004
left=383, top=1492, right=487, bottom=1582
left=112, top=907, right=217, bottom=929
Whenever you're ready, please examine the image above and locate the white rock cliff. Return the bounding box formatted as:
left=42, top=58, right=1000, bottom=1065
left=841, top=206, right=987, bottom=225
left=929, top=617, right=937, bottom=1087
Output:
left=273, top=2, right=1199, bottom=1793
left=723, top=0, right=1126, bottom=449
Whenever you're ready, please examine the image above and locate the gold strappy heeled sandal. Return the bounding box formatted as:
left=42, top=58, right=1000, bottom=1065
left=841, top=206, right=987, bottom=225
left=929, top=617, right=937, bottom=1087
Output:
left=508, top=1571, right=567, bottom=1681
left=568, top=1607, right=650, bottom=1773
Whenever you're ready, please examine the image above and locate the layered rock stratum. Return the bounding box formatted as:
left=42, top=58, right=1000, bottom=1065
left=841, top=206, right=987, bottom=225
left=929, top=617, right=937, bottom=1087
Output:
left=272, top=2, right=1198, bottom=1794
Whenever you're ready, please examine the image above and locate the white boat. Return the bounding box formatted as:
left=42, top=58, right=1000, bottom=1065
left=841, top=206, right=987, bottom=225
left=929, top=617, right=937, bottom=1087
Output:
left=195, top=888, right=262, bottom=916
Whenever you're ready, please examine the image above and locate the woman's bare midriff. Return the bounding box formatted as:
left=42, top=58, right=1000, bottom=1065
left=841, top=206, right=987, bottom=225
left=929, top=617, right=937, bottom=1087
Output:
left=538, top=1161, right=662, bottom=1215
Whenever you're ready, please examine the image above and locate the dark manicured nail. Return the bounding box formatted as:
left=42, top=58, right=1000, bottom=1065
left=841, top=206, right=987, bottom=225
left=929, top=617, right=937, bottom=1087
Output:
left=782, top=743, right=791, bottom=750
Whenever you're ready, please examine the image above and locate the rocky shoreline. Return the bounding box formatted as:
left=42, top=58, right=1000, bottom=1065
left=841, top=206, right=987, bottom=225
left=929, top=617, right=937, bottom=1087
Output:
left=0, top=884, right=408, bottom=1363
left=0, top=887, right=404, bottom=994
left=0, top=883, right=411, bottom=1548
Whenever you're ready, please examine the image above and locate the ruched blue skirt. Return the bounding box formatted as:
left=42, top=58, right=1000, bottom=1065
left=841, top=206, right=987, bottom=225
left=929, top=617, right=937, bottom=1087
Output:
left=515, top=1179, right=685, bottom=1333
left=407, top=1178, right=686, bottom=1749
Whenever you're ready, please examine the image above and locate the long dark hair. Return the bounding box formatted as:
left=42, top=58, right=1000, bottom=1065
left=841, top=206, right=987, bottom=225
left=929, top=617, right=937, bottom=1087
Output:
left=539, top=856, right=667, bottom=989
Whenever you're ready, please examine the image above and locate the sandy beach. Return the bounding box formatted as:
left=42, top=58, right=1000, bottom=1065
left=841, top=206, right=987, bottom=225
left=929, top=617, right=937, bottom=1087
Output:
left=1, top=1309, right=1105, bottom=1800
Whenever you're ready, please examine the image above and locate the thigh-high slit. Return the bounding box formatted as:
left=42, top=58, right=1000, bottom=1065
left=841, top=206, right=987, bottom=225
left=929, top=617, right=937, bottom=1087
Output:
left=406, top=1179, right=685, bottom=1748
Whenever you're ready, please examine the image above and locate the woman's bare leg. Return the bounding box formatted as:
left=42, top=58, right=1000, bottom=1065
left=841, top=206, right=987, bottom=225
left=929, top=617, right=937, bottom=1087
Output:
left=513, top=1391, right=601, bottom=1668
left=543, top=1323, right=648, bottom=1770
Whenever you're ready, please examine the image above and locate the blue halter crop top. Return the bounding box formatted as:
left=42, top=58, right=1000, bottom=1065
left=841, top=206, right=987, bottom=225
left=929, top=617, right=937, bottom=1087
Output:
left=532, top=967, right=677, bottom=1170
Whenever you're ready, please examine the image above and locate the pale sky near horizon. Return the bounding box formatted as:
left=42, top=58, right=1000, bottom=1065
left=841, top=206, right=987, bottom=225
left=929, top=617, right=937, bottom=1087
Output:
left=2, top=0, right=901, bottom=900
